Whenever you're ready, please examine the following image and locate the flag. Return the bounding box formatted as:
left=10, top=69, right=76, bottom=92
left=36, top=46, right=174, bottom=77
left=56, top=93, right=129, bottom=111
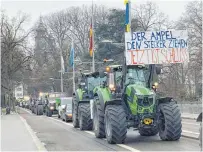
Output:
left=89, top=22, right=93, bottom=57
left=125, top=0, right=130, bottom=32
left=61, top=55, right=65, bottom=72
left=69, top=40, right=74, bottom=67
left=124, top=0, right=128, bottom=5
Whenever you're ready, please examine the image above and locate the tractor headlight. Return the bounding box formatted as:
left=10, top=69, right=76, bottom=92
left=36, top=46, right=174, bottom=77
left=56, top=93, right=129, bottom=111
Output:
left=154, top=82, right=158, bottom=87
left=152, top=82, right=158, bottom=91
left=50, top=106, right=54, bottom=110
left=109, top=84, right=115, bottom=91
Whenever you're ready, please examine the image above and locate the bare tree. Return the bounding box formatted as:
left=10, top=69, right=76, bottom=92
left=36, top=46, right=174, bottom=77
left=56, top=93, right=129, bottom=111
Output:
left=133, top=2, right=170, bottom=31
left=1, top=11, right=32, bottom=109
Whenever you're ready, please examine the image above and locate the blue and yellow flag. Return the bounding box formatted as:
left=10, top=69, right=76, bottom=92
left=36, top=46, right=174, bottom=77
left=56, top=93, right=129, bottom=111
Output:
left=125, top=0, right=130, bottom=32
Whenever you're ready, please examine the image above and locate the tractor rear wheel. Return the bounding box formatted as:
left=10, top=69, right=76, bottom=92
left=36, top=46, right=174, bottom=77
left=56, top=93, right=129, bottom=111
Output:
left=93, top=100, right=105, bottom=138
left=139, top=127, right=158, bottom=136
left=72, top=98, right=79, bottom=128
left=78, top=103, right=93, bottom=130
left=158, top=101, right=182, bottom=141
left=38, top=106, right=43, bottom=115
left=105, top=105, right=127, bottom=144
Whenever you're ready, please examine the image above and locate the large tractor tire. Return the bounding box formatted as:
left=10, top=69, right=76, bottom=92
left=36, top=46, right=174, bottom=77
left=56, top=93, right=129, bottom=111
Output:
left=105, top=105, right=127, bottom=144
left=38, top=105, right=43, bottom=115
left=72, top=99, right=79, bottom=128
left=139, top=127, right=159, bottom=136
left=158, top=101, right=182, bottom=141
left=78, top=103, right=93, bottom=130
left=32, top=108, right=34, bottom=113
left=93, top=101, right=105, bottom=138
left=48, top=110, right=52, bottom=117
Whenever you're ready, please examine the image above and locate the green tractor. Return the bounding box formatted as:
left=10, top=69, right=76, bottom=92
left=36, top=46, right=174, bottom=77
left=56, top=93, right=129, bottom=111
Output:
left=72, top=71, right=107, bottom=130
left=91, top=64, right=182, bottom=144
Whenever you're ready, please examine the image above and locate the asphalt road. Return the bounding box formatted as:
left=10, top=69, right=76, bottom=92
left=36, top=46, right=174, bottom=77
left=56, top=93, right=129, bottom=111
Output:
left=19, top=108, right=201, bottom=151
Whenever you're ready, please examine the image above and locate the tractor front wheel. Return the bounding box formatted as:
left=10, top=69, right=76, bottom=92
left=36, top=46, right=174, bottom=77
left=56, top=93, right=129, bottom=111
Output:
left=93, top=100, right=105, bottom=138
left=158, top=101, right=182, bottom=141
left=72, top=99, right=79, bottom=128
left=78, top=103, right=93, bottom=130
left=105, top=105, right=127, bottom=144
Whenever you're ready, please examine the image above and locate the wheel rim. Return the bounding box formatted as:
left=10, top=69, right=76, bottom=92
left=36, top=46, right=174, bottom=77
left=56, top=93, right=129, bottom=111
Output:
left=159, top=111, right=165, bottom=132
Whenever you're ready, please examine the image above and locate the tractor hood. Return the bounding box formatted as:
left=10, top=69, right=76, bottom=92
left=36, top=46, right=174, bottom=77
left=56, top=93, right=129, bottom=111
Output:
left=125, top=84, right=154, bottom=96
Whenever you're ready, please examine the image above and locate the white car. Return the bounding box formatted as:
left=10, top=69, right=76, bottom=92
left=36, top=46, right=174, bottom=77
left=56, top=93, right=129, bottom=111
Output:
left=58, top=97, right=72, bottom=120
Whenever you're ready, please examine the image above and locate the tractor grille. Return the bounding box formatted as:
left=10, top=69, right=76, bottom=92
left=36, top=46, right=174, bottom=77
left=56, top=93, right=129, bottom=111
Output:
left=137, top=97, right=153, bottom=107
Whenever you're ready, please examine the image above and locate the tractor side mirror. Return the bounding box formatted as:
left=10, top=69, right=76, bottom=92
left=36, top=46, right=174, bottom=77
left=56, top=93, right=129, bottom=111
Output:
left=156, top=66, right=162, bottom=75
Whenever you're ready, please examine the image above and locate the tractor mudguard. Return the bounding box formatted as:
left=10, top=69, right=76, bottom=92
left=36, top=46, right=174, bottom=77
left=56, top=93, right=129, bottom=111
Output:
left=157, top=97, right=177, bottom=104
left=75, top=88, right=84, bottom=101
left=94, top=87, right=111, bottom=111
left=94, top=91, right=105, bottom=111
left=104, top=99, right=122, bottom=110
left=197, top=113, right=202, bottom=122
left=78, top=100, right=90, bottom=104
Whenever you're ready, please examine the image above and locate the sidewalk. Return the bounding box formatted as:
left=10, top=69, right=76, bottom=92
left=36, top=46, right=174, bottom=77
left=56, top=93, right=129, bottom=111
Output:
left=1, top=113, right=39, bottom=151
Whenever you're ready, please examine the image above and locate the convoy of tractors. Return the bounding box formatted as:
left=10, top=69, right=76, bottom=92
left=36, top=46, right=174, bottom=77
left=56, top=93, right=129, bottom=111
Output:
left=19, top=61, right=201, bottom=148
left=19, top=10, right=201, bottom=147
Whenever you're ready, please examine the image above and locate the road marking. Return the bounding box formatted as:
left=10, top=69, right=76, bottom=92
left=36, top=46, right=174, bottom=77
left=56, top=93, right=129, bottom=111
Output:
left=18, top=114, right=47, bottom=152
left=23, top=108, right=199, bottom=152
left=117, top=144, right=141, bottom=152
left=48, top=117, right=141, bottom=152
left=182, top=130, right=199, bottom=135
left=85, top=130, right=95, bottom=135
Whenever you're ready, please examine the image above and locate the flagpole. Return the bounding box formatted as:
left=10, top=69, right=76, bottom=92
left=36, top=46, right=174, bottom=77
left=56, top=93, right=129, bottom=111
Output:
left=72, top=39, right=75, bottom=92
left=60, top=49, right=64, bottom=92
left=92, top=0, right=95, bottom=72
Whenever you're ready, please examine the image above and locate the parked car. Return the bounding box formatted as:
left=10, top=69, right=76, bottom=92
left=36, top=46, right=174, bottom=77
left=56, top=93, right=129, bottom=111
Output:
left=59, top=97, right=73, bottom=122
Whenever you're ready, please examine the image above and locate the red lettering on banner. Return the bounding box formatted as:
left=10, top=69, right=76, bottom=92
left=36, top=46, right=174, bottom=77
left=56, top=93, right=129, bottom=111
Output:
left=152, top=49, right=158, bottom=64
left=130, top=51, right=137, bottom=64
left=174, top=48, right=180, bottom=63
left=160, top=49, right=169, bottom=63
left=137, top=50, right=144, bottom=64
left=169, top=48, right=175, bottom=63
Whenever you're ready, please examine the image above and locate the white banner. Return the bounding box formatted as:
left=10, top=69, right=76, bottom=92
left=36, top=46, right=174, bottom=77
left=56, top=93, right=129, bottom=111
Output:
left=125, top=30, right=189, bottom=65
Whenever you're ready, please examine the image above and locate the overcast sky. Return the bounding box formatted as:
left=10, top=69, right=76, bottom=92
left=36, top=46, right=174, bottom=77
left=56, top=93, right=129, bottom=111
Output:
left=2, top=0, right=190, bottom=30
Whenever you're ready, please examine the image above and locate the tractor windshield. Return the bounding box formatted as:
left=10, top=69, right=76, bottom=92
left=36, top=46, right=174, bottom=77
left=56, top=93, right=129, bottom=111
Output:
left=125, top=67, right=146, bottom=86
left=87, top=76, right=106, bottom=91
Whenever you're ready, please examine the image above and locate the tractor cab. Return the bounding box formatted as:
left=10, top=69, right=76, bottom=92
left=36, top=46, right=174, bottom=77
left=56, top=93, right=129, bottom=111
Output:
left=103, top=64, right=160, bottom=95
left=79, top=72, right=107, bottom=99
